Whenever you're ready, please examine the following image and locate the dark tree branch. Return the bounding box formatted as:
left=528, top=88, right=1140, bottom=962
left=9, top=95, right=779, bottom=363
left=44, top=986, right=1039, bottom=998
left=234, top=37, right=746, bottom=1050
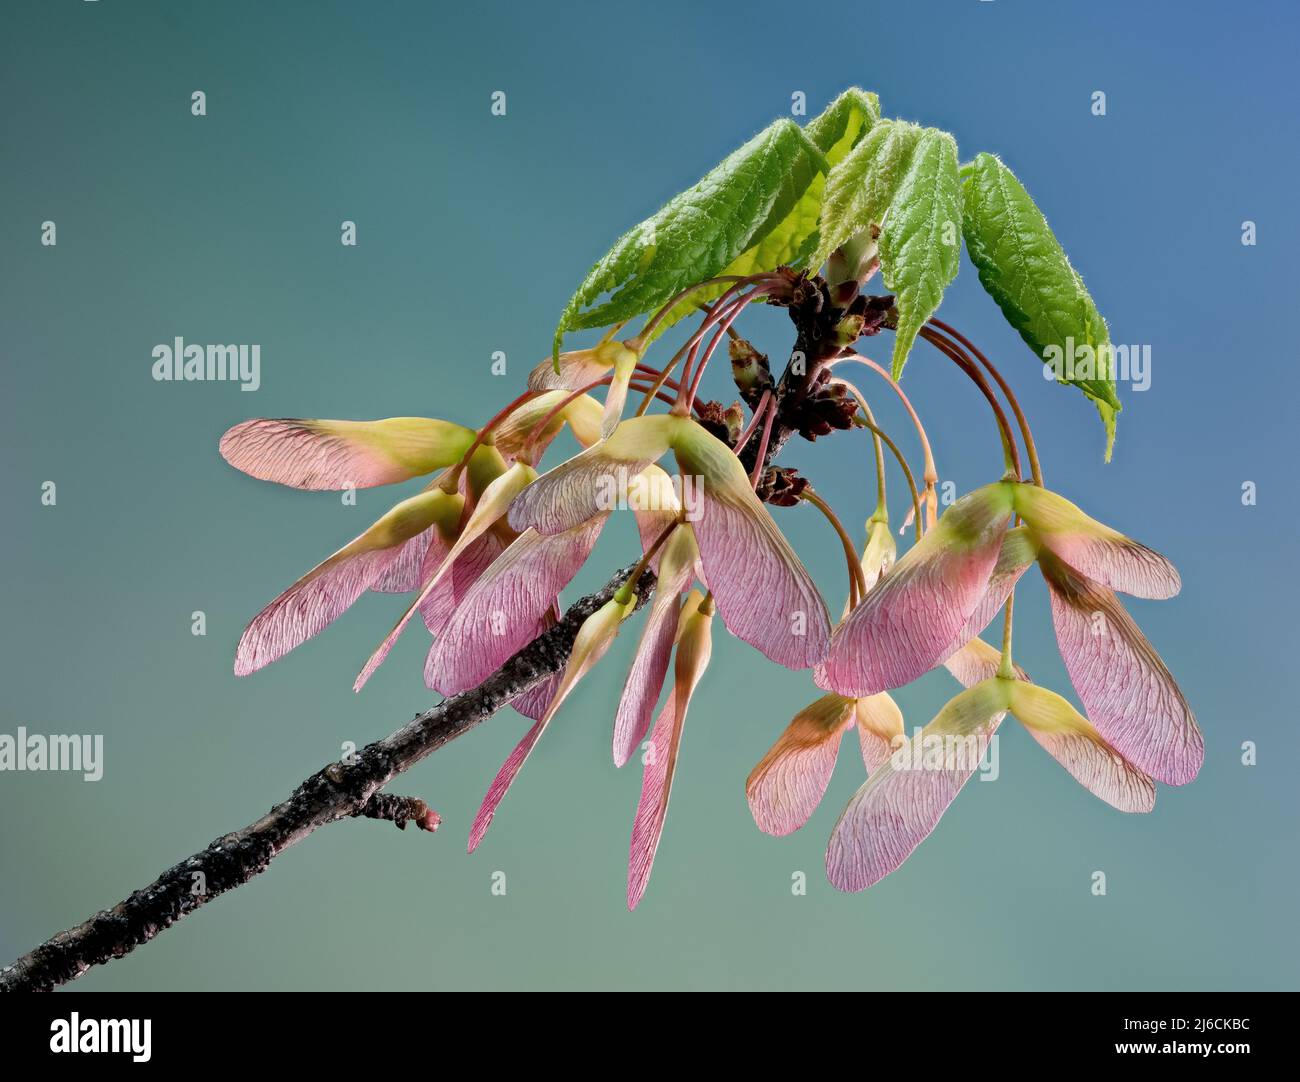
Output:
left=353, top=792, right=441, bottom=832
left=735, top=273, right=893, bottom=489
left=0, top=564, right=656, bottom=993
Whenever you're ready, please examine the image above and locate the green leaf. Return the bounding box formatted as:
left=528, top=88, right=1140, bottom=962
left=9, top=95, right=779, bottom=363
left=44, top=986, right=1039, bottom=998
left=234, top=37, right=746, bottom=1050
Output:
left=651, top=89, right=884, bottom=337
left=810, top=117, right=923, bottom=273
left=805, top=87, right=881, bottom=169
left=879, top=128, right=963, bottom=380
left=553, top=119, right=828, bottom=359
left=960, top=152, right=1120, bottom=458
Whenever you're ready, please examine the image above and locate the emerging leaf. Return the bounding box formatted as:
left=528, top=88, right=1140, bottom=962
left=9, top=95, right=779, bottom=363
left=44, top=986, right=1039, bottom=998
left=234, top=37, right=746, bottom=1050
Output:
left=659, top=90, right=883, bottom=333
left=805, top=87, right=881, bottom=169
left=810, top=118, right=923, bottom=275
left=553, top=119, right=828, bottom=357
left=880, top=128, right=963, bottom=379
left=959, top=152, right=1121, bottom=458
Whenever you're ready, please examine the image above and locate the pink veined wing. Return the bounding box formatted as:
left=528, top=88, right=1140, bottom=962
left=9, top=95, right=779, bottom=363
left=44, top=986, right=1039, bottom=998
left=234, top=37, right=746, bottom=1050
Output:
left=423, top=529, right=509, bottom=658
left=507, top=452, right=654, bottom=534
left=1022, top=722, right=1156, bottom=813
left=674, top=425, right=831, bottom=670
left=503, top=607, right=563, bottom=721
left=233, top=488, right=457, bottom=676
left=507, top=415, right=677, bottom=536
left=354, top=462, right=536, bottom=691
left=527, top=345, right=620, bottom=392
left=493, top=391, right=603, bottom=462
left=855, top=693, right=905, bottom=774
left=951, top=526, right=1036, bottom=648
left=825, top=680, right=1007, bottom=892
left=467, top=719, right=548, bottom=853
left=627, top=597, right=712, bottom=910
left=1007, top=681, right=1155, bottom=813
left=611, top=600, right=680, bottom=768
left=746, top=695, right=857, bottom=837
left=424, top=518, right=607, bottom=696
left=369, top=527, right=435, bottom=593
left=415, top=525, right=463, bottom=634
left=817, top=483, right=1014, bottom=696
left=235, top=547, right=407, bottom=677
left=612, top=525, right=698, bottom=767
left=357, top=528, right=509, bottom=692
left=509, top=670, right=563, bottom=722
left=943, top=636, right=1154, bottom=812
left=690, top=484, right=831, bottom=669
left=468, top=594, right=637, bottom=852
left=219, top=417, right=475, bottom=490
left=1041, top=554, right=1202, bottom=786
left=626, top=702, right=686, bottom=910
left=1015, top=484, right=1181, bottom=600
left=627, top=464, right=685, bottom=570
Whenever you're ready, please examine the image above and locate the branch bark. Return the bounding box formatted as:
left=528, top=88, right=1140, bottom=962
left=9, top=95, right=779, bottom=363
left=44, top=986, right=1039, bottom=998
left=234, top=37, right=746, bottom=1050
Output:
left=0, top=563, right=655, bottom=993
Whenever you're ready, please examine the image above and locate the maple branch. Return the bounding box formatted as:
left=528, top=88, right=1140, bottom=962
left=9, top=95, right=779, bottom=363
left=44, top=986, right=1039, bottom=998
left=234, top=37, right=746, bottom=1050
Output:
left=0, top=564, right=655, bottom=993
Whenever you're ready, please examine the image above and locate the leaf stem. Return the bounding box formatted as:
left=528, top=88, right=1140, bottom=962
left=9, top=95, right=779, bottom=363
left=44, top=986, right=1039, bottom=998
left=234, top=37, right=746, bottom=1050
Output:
left=833, top=354, right=939, bottom=527
left=632, top=275, right=749, bottom=347
left=748, top=394, right=779, bottom=490
left=634, top=362, right=683, bottom=393
left=997, top=590, right=1016, bottom=680
left=454, top=389, right=542, bottom=473
left=832, top=378, right=887, bottom=517
left=685, top=289, right=767, bottom=410
left=802, top=487, right=869, bottom=609
left=918, top=324, right=1022, bottom=480
left=853, top=412, right=923, bottom=542
left=523, top=376, right=679, bottom=458
left=636, top=282, right=765, bottom=418
left=614, top=519, right=680, bottom=606
left=732, top=389, right=772, bottom=456
left=928, top=318, right=1044, bottom=487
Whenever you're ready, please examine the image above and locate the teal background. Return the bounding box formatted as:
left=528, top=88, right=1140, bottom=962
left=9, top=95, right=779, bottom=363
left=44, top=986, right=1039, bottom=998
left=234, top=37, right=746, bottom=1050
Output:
left=1, top=0, right=1296, bottom=991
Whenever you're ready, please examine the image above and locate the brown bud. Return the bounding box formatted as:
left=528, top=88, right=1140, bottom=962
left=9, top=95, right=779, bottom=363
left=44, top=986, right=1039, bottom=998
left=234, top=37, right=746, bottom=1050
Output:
left=834, top=313, right=866, bottom=346
left=757, top=466, right=810, bottom=507
left=729, top=337, right=773, bottom=409
left=695, top=400, right=736, bottom=447
left=845, top=293, right=895, bottom=337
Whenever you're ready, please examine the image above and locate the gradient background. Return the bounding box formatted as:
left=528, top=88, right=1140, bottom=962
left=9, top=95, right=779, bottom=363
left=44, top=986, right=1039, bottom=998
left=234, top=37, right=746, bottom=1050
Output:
left=2, top=0, right=1296, bottom=991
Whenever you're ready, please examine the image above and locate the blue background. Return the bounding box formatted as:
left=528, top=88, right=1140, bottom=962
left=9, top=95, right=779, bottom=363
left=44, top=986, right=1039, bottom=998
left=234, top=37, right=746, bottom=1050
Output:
left=1, top=0, right=1295, bottom=990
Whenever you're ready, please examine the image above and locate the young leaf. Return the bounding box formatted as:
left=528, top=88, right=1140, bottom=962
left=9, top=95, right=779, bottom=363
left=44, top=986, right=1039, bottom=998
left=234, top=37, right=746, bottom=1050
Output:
left=810, top=118, right=923, bottom=274
left=553, top=119, right=828, bottom=359
left=713, top=89, right=882, bottom=305
left=650, top=91, right=886, bottom=336
left=960, top=152, right=1121, bottom=458
left=805, top=87, right=881, bottom=169
left=879, top=128, right=963, bottom=379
